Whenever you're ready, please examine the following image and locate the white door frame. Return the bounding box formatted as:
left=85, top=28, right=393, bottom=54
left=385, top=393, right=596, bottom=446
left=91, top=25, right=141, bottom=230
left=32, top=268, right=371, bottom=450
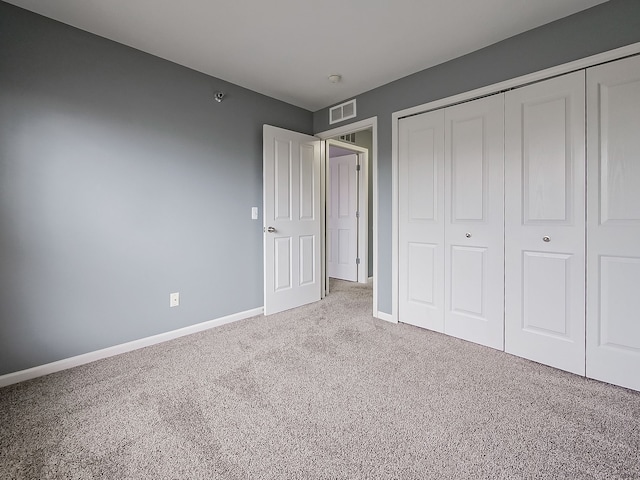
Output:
left=316, top=117, right=380, bottom=319
left=326, top=139, right=369, bottom=286
left=391, top=42, right=640, bottom=324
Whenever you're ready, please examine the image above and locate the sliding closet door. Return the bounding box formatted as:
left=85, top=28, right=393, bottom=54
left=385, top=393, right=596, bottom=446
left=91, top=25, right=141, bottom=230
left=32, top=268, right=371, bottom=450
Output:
left=444, top=94, right=505, bottom=350
left=398, top=110, right=445, bottom=331
left=586, top=55, right=640, bottom=391
left=505, top=71, right=586, bottom=375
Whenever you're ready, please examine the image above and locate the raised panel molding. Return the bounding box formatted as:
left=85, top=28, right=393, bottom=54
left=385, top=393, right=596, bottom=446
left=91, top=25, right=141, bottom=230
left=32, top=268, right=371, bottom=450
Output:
left=523, top=97, right=571, bottom=223
left=275, top=139, right=291, bottom=220
left=299, top=235, right=315, bottom=286
left=274, top=237, right=292, bottom=291
left=450, top=246, right=485, bottom=317
left=299, top=144, right=315, bottom=221
left=450, top=116, right=485, bottom=222
left=522, top=251, right=572, bottom=339
left=338, top=229, right=350, bottom=264
left=599, top=256, right=640, bottom=351
left=338, top=162, right=350, bottom=218
left=599, top=80, right=640, bottom=224
left=408, top=127, right=437, bottom=222
left=407, top=243, right=436, bottom=306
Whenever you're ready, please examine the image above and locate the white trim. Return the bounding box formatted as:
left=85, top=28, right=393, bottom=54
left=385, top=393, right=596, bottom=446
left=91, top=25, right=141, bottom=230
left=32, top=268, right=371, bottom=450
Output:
left=376, top=311, right=394, bottom=323
left=392, top=114, right=399, bottom=324
left=316, top=117, right=379, bottom=317
left=393, top=43, right=640, bottom=121
left=320, top=139, right=327, bottom=298
left=0, top=307, right=264, bottom=388
left=391, top=42, right=640, bottom=328
left=358, top=149, right=369, bottom=284
left=316, top=117, right=377, bottom=141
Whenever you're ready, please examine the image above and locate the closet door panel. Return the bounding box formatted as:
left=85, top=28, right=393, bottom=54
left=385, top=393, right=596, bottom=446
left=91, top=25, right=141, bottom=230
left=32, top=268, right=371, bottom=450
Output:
left=587, top=55, right=640, bottom=391
left=398, top=110, right=445, bottom=331
left=505, top=71, right=586, bottom=375
left=444, top=94, right=504, bottom=350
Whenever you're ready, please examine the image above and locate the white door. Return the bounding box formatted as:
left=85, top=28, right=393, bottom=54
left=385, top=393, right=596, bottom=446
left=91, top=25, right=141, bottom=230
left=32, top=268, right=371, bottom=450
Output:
left=505, top=71, right=586, bottom=375
left=263, top=125, right=321, bottom=315
left=444, top=94, right=504, bottom=350
left=398, top=109, right=445, bottom=331
left=586, top=55, right=640, bottom=391
left=328, top=153, right=358, bottom=281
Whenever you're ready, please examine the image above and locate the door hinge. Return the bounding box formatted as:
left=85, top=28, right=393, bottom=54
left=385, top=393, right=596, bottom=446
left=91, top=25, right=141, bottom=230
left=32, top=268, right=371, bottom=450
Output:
left=356, top=258, right=361, bottom=265
left=356, top=211, right=360, bottom=218
left=356, top=164, right=361, bottom=171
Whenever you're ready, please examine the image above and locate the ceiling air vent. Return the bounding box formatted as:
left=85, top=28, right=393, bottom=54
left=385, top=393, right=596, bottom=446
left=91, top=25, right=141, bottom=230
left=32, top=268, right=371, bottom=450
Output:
left=329, top=99, right=357, bottom=125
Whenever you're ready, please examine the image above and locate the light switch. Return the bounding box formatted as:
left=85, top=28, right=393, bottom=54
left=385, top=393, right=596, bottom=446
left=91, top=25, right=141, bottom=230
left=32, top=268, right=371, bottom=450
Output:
left=251, top=207, right=258, bottom=220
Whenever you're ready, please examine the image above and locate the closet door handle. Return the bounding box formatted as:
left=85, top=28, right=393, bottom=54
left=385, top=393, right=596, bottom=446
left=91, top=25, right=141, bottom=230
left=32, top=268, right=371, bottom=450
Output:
left=543, top=236, right=550, bottom=242
left=465, top=232, right=472, bottom=238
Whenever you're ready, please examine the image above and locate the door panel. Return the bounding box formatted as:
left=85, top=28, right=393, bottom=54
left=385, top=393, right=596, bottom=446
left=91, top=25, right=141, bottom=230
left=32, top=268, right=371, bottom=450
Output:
left=522, top=251, right=572, bottom=337
left=327, top=153, right=358, bottom=281
left=407, top=242, right=436, bottom=305
left=587, top=55, right=640, bottom=391
left=450, top=116, right=485, bottom=221
left=444, top=94, right=504, bottom=350
left=264, top=125, right=321, bottom=315
left=599, top=257, right=640, bottom=348
left=523, top=97, right=570, bottom=222
left=299, top=235, right=315, bottom=286
left=398, top=110, right=445, bottom=331
left=505, top=71, right=586, bottom=375
left=300, top=146, right=315, bottom=220
left=450, top=246, right=485, bottom=317
left=275, top=139, right=292, bottom=219
left=274, top=237, right=292, bottom=291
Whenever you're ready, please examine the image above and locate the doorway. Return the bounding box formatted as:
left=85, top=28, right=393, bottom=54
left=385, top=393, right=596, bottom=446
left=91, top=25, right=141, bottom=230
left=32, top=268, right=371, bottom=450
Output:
left=326, top=139, right=369, bottom=284
left=263, top=117, right=380, bottom=319
left=316, top=117, right=379, bottom=317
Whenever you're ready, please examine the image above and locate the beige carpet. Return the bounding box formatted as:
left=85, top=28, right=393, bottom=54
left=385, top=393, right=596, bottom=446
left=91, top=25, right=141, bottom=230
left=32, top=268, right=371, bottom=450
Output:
left=1, top=279, right=639, bottom=479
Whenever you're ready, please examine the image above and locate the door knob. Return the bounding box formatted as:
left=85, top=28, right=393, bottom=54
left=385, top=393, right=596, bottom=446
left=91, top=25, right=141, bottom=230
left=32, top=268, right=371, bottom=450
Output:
left=465, top=232, right=472, bottom=238
left=543, top=236, right=550, bottom=242
left=266, top=226, right=276, bottom=233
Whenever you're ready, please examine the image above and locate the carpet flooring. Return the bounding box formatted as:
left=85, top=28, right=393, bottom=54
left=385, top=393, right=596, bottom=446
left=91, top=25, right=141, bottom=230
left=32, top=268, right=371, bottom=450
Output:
left=1, top=279, right=639, bottom=479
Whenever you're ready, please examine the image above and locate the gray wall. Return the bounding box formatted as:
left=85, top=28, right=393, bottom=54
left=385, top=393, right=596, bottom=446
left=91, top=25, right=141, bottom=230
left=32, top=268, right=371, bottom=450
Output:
left=313, top=0, right=640, bottom=314
left=0, top=2, right=312, bottom=375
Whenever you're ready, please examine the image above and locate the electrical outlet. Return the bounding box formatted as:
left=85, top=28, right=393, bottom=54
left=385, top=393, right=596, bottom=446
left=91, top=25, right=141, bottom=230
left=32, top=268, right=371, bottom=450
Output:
left=169, top=292, right=180, bottom=307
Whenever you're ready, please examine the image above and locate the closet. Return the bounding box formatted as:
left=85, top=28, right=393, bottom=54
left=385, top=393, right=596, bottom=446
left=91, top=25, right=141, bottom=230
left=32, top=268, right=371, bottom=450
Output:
left=397, top=54, right=640, bottom=391
left=398, top=94, right=504, bottom=350
left=586, top=55, right=640, bottom=392
left=504, top=71, right=586, bottom=376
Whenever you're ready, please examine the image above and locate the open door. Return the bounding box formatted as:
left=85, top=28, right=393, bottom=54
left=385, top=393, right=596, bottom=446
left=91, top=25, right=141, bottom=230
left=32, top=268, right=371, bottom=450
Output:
left=327, top=152, right=359, bottom=282
left=263, top=125, right=321, bottom=315
left=325, top=139, right=369, bottom=290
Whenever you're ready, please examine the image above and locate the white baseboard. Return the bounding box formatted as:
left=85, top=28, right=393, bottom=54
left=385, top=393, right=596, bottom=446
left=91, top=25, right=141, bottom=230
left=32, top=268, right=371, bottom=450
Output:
left=0, top=306, right=264, bottom=388
left=375, top=311, right=395, bottom=323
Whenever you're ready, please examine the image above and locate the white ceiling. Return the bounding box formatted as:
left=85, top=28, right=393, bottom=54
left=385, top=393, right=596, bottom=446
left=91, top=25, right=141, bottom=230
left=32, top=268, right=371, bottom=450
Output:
left=6, top=0, right=607, bottom=111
